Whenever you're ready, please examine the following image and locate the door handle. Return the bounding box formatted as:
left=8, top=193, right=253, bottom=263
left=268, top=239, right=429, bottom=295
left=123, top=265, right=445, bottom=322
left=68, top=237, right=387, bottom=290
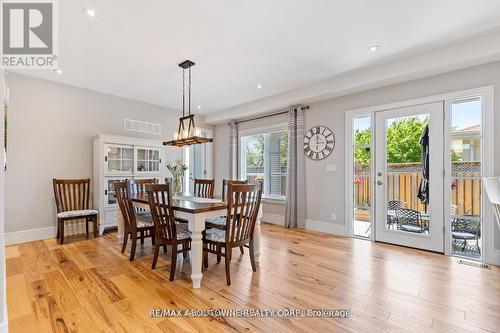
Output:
left=377, top=180, right=383, bottom=185
left=377, top=172, right=382, bottom=176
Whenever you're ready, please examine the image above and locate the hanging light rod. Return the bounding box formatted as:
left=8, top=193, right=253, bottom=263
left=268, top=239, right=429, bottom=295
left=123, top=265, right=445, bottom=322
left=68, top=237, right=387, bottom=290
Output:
left=164, top=60, right=213, bottom=147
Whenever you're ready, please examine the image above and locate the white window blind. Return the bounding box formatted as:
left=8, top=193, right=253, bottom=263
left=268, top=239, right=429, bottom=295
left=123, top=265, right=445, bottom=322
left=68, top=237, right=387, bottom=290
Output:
left=241, top=129, right=288, bottom=199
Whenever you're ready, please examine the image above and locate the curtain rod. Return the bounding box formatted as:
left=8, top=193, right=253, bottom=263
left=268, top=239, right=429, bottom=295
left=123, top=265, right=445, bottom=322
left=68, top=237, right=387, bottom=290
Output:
left=232, top=105, right=309, bottom=125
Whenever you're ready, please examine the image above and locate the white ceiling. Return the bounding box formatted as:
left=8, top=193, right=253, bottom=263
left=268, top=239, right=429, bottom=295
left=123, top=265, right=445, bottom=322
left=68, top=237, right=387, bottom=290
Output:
left=16, top=0, right=500, bottom=117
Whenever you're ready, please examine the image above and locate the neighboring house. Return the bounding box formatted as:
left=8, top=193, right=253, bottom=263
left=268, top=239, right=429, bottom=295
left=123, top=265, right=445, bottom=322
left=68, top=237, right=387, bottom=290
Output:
left=452, top=124, right=481, bottom=162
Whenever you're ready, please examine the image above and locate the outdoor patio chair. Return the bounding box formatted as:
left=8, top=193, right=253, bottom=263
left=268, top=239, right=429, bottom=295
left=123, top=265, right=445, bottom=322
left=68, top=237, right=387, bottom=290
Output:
left=395, top=208, right=423, bottom=233
left=451, top=217, right=481, bottom=254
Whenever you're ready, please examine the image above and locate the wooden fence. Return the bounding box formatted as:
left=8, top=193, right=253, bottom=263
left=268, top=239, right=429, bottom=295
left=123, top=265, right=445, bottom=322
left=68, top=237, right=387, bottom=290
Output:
left=354, top=162, right=481, bottom=217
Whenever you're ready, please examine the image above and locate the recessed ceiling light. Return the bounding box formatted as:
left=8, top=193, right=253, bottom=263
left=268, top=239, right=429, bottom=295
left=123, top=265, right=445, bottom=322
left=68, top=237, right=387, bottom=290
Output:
left=369, top=45, right=380, bottom=52
left=84, top=8, right=96, bottom=17
left=54, top=69, right=63, bottom=74
left=257, top=84, right=262, bottom=89
left=197, top=105, right=201, bottom=110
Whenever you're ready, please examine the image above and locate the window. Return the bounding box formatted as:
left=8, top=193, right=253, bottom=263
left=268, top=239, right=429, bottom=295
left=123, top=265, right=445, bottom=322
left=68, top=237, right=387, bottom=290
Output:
left=240, top=129, right=288, bottom=199
left=351, top=115, right=372, bottom=238
left=449, top=97, right=483, bottom=259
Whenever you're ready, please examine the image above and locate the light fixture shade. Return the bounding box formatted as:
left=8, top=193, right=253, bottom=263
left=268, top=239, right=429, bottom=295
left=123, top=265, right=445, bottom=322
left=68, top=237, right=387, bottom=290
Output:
left=163, top=60, right=213, bottom=147
left=163, top=114, right=213, bottom=147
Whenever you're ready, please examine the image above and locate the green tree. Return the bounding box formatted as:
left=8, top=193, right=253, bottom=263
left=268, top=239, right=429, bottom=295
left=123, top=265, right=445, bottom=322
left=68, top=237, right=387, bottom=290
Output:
left=246, top=135, right=264, bottom=171
left=280, top=132, right=288, bottom=168
left=354, top=116, right=430, bottom=164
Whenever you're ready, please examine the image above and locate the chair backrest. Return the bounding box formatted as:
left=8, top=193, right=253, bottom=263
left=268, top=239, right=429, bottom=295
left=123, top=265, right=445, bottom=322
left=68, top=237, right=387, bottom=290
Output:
left=452, top=218, right=481, bottom=236
left=194, top=179, right=215, bottom=198
left=396, top=208, right=421, bottom=226
left=388, top=200, right=406, bottom=210
left=225, top=183, right=263, bottom=247
left=53, top=178, right=91, bottom=213
left=165, top=177, right=172, bottom=185
left=128, top=178, right=156, bottom=194
left=221, top=179, right=248, bottom=201
left=114, top=181, right=137, bottom=232
left=146, top=184, right=177, bottom=242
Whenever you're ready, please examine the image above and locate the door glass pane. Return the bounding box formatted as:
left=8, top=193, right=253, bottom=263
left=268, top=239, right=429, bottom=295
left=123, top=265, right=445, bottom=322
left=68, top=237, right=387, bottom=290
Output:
left=108, top=147, right=120, bottom=159
left=385, top=114, right=429, bottom=235
left=108, top=160, right=120, bottom=172
left=122, top=148, right=134, bottom=160
left=122, top=159, right=133, bottom=172
left=137, top=149, right=146, bottom=160
left=450, top=98, right=482, bottom=259
left=353, top=116, right=372, bottom=238
left=107, top=179, right=121, bottom=205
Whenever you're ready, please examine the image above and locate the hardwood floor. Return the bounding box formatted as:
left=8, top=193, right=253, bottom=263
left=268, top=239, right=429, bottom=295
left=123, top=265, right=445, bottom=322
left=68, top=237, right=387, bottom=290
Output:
left=5, top=223, right=500, bottom=333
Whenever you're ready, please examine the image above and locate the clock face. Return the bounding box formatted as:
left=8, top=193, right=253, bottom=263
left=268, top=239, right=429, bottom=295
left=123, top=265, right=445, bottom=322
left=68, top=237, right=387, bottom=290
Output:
left=304, top=125, right=335, bottom=160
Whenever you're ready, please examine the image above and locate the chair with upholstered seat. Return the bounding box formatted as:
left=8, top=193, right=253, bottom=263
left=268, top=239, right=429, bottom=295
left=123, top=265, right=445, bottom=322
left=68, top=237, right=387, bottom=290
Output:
left=202, top=182, right=262, bottom=285
left=146, top=183, right=192, bottom=281
left=128, top=178, right=156, bottom=244
left=53, top=178, right=98, bottom=244
left=115, top=181, right=155, bottom=261
left=205, top=179, right=248, bottom=230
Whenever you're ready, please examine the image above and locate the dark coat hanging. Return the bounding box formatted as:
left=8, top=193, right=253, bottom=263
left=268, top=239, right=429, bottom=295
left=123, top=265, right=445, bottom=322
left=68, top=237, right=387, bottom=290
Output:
left=417, top=124, right=430, bottom=205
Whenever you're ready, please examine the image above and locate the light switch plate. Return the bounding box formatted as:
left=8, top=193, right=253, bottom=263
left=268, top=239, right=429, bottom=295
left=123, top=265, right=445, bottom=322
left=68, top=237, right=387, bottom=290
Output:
left=326, top=164, right=336, bottom=172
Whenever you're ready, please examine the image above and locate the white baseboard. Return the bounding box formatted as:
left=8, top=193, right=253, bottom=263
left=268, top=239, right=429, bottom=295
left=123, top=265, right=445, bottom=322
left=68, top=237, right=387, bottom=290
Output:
left=487, top=249, right=500, bottom=266
left=5, top=221, right=95, bottom=246
left=305, top=219, right=347, bottom=236
left=0, top=320, right=7, bottom=333
left=262, top=213, right=285, bottom=226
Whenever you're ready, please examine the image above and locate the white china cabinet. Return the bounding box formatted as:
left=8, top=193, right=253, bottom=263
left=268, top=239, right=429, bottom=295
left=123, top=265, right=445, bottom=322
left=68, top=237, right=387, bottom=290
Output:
left=93, top=134, right=165, bottom=235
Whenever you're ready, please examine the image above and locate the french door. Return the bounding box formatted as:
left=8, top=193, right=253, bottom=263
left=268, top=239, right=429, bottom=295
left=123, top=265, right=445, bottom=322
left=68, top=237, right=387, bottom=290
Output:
left=184, top=129, right=213, bottom=193
left=374, top=102, right=445, bottom=252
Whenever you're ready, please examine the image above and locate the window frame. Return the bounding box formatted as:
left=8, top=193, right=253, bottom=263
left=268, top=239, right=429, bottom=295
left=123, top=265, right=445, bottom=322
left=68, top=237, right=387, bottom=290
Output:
left=239, top=123, right=288, bottom=200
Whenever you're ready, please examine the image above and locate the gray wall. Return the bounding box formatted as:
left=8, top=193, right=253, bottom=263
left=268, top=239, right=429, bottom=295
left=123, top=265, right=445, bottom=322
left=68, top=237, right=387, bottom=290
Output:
left=0, top=70, right=7, bottom=328
left=5, top=73, right=210, bottom=233
left=213, top=60, right=500, bottom=249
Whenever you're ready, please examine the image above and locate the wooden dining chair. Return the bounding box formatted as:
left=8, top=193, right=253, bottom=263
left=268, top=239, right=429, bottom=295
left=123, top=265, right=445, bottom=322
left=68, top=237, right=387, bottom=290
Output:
left=206, top=179, right=248, bottom=230
left=114, top=181, right=155, bottom=261
left=203, top=182, right=262, bottom=285
left=128, top=178, right=156, bottom=194
left=146, top=184, right=192, bottom=281
left=53, top=178, right=98, bottom=244
left=128, top=179, right=156, bottom=244
left=205, top=180, right=248, bottom=257
left=194, top=178, right=215, bottom=198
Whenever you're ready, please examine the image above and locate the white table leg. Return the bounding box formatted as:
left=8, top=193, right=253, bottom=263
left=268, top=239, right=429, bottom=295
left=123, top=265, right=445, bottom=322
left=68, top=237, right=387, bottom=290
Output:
left=177, top=210, right=226, bottom=289
left=253, top=206, right=263, bottom=262
left=177, top=212, right=205, bottom=289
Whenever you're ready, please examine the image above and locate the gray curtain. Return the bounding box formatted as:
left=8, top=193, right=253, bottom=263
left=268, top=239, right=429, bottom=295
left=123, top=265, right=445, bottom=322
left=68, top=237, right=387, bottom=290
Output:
left=285, top=106, right=306, bottom=228
left=229, top=120, right=238, bottom=179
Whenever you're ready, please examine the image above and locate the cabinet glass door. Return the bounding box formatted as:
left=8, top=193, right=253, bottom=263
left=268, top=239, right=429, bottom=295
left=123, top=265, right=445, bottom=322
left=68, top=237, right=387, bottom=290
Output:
left=136, top=148, right=160, bottom=173
left=106, top=145, right=134, bottom=174
left=105, top=178, right=127, bottom=207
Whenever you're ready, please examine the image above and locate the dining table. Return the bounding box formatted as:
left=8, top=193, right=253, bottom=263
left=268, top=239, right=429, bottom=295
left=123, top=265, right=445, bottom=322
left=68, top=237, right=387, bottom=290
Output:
left=117, top=193, right=263, bottom=289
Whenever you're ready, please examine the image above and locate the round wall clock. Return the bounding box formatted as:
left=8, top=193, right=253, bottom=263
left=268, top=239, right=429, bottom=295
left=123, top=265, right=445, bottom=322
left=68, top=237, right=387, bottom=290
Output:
left=303, top=125, right=335, bottom=160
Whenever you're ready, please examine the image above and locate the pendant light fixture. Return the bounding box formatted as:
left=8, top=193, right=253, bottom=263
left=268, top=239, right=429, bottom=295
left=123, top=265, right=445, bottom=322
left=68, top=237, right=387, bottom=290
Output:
left=163, top=60, right=213, bottom=147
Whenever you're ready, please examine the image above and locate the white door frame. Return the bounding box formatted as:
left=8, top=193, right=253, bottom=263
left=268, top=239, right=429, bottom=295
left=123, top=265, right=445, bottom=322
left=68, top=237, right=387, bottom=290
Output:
left=183, top=127, right=213, bottom=192
left=345, top=86, right=495, bottom=263
left=374, top=102, right=444, bottom=253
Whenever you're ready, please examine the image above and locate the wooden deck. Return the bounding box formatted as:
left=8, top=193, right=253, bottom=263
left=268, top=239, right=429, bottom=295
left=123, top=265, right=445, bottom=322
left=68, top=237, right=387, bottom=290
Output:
left=5, top=223, right=500, bottom=332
